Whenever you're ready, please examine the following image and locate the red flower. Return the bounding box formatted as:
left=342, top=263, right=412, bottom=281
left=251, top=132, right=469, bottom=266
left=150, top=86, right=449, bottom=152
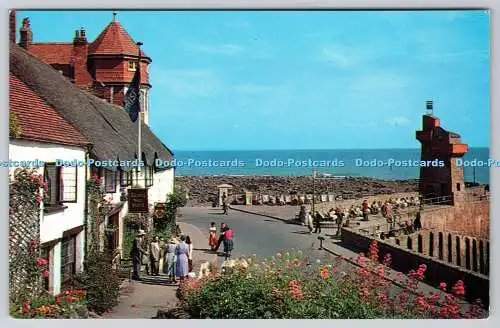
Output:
left=272, top=287, right=283, bottom=298
left=452, top=280, right=465, bottom=296
left=320, top=267, right=330, bottom=279
left=42, top=270, right=49, bottom=278
left=357, top=253, right=366, bottom=266
left=439, top=282, right=447, bottom=291
left=22, top=299, right=30, bottom=313
left=36, top=258, right=48, bottom=266
left=376, top=265, right=385, bottom=277
left=383, top=254, right=392, bottom=266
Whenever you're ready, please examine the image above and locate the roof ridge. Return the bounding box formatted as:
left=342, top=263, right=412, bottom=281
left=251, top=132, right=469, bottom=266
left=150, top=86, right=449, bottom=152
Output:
left=30, top=42, right=73, bottom=45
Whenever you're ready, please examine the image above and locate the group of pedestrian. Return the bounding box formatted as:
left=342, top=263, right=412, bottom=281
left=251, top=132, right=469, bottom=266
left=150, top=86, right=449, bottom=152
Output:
left=208, top=222, right=234, bottom=260
left=130, top=229, right=195, bottom=284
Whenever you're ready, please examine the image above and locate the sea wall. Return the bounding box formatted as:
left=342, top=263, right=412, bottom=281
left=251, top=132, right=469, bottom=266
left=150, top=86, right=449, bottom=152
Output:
left=177, top=176, right=419, bottom=206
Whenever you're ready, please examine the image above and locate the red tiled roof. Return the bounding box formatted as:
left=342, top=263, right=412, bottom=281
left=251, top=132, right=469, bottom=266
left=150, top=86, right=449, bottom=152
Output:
left=89, top=21, right=148, bottom=58
left=9, top=73, right=89, bottom=147
left=28, top=43, right=73, bottom=65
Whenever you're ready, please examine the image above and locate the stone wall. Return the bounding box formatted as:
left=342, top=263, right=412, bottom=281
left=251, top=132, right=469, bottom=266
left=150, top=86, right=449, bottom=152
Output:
left=341, top=228, right=489, bottom=306
left=383, top=229, right=489, bottom=275
left=420, top=201, right=489, bottom=239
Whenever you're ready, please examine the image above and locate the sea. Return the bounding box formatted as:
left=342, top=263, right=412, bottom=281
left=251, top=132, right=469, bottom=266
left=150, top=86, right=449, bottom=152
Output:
left=173, top=148, right=490, bottom=184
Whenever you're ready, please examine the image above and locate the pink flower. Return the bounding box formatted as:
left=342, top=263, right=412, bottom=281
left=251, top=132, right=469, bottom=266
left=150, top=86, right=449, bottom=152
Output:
left=36, top=258, right=48, bottom=266
left=376, top=265, right=385, bottom=277
left=452, top=280, right=465, bottom=296
left=42, top=270, right=49, bottom=278
left=439, top=282, right=447, bottom=291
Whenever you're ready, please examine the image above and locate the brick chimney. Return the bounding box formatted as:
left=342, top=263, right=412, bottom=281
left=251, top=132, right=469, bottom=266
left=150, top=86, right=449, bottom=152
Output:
left=9, top=11, right=16, bottom=43
left=72, top=28, right=92, bottom=86
left=19, top=17, right=32, bottom=49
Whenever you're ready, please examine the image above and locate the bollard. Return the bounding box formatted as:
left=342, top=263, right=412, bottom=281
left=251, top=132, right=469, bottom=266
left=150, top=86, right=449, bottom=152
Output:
left=318, top=235, right=325, bottom=250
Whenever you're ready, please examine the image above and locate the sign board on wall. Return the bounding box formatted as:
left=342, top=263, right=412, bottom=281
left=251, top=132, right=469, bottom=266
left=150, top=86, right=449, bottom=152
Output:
left=128, top=188, right=149, bottom=213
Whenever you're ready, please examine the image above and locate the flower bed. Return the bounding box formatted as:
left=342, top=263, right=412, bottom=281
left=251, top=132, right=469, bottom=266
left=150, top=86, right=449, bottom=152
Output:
left=178, top=241, right=487, bottom=319
left=10, top=290, right=88, bottom=318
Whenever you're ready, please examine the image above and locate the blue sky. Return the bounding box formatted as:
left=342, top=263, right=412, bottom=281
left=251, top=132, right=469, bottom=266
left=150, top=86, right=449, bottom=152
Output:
left=16, top=10, right=490, bottom=150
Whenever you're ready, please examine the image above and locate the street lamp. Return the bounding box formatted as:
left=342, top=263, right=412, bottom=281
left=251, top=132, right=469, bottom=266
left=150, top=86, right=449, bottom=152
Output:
left=312, top=168, right=317, bottom=215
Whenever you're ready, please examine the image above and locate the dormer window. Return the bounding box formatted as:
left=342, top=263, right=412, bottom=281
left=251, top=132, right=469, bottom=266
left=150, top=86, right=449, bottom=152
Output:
left=128, top=61, right=136, bottom=71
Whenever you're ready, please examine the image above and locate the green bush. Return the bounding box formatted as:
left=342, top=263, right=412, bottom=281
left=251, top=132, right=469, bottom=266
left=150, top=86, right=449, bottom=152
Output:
left=180, top=243, right=487, bottom=319
left=122, top=229, right=134, bottom=259
left=74, top=248, right=120, bottom=315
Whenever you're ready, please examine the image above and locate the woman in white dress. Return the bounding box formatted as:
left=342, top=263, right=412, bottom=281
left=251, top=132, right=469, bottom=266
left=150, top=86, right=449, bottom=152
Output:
left=305, top=212, right=313, bottom=234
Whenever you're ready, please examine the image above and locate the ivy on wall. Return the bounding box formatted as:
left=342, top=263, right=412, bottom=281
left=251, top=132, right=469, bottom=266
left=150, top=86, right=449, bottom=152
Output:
left=9, top=111, right=22, bottom=138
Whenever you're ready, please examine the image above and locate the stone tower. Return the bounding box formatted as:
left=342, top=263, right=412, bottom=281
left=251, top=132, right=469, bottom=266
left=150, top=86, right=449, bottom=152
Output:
left=87, top=14, right=152, bottom=124
left=20, top=12, right=152, bottom=125
left=416, top=110, right=468, bottom=205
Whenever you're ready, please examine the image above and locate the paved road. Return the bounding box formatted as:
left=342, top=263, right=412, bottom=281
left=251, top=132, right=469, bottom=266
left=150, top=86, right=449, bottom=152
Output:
left=178, top=206, right=477, bottom=310
left=178, top=206, right=333, bottom=263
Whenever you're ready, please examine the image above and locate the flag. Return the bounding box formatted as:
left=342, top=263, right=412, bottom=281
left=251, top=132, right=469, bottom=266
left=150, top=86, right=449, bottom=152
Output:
left=124, top=60, right=141, bottom=122
left=425, top=100, right=433, bottom=110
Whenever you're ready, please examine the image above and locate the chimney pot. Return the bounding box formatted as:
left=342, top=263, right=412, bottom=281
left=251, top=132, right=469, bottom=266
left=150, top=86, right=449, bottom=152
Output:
left=19, top=17, right=32, bottom=48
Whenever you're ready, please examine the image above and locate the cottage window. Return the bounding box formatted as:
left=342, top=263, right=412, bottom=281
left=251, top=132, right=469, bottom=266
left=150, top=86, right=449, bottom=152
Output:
left=128, top=61, right=136, bottom=71
left=44, top=163, right=61, bottom=206
left=144, top=166, right=153, bottom=187
left=43, top=164, right=77, bottom=205
left=61, top=167, right=77, bottom=202
left=120, top=169, right=132, bottom=187
left=60, top=236, right=76, bottom=285
left=105, top=170, right=117, bottom=193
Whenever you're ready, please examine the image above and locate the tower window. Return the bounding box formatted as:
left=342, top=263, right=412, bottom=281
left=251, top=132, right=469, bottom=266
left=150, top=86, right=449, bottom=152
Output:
left=128, top=61, right=136, bottom=71
left=456, top=183, right=461, bottom=191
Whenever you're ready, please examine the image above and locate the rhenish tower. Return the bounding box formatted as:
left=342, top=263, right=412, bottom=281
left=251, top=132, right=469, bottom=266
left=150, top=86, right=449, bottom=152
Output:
left=416, top=101, right=468, bottom=205
left=15, top=11, right=152, bottom=125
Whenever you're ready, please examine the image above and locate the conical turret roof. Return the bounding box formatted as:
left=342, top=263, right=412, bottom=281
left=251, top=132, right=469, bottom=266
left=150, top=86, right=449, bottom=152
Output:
left=88, top=20, right=149, bottom=60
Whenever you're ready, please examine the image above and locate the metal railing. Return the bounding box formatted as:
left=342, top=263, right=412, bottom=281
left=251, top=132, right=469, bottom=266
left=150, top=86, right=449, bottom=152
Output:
left=421, top=195, right=453, bottom=206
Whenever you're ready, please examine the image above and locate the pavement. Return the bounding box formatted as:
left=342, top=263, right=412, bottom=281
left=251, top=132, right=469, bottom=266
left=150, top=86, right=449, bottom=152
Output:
left=103, top=221, right=217, bottom=319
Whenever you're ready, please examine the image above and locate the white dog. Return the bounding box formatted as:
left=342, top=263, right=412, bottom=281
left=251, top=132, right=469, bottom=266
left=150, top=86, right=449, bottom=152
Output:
left=197, top=261, right=211, bottom=279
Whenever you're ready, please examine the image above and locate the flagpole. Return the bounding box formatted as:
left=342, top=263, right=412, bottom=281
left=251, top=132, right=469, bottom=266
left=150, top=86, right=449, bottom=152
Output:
left=137, top=42, right=143, bottom=180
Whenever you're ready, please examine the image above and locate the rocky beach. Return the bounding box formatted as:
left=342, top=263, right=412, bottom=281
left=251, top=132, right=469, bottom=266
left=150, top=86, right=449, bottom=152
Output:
left=176, top=175, right=419, bottom=206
